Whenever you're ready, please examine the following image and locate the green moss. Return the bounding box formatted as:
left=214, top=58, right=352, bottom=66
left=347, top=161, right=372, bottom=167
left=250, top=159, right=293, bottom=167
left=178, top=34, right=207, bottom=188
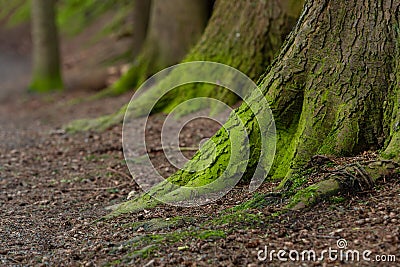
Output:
left=0, top=0, right=30, bottom=27
left=271, top=119, right=300, bottom=181
left=231, top=192, right=280, bottom=211
left=286, top=179, right=341, bottom=210
left=64, top=104, right=126, bottom=133
left=127, top=244, right=158, bottom=259
left=124, top=216, right=187, bottom=232
left=1, top=0, right=131, bottom=35
left=329, top=195, right=346, bottom=204
left=104, top=193, right=159, bottom=219
left=286, top=184, right=318, bottom=209
left=105, top=225, right=228, bottom=263
left=93, top=60, right=149, bottom=99
left=382, top=79, right=400, bottom=162
left=197, top=230, right=226, bottom=240
left=29, top=74, right=63, bottom=93
left=282, top=171, right=308, bottom=197
left=57, top=0, right=131, bottom=36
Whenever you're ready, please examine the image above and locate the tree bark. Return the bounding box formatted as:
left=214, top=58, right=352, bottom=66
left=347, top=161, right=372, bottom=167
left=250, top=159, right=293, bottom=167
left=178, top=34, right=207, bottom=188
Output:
left=131, top=0, right=151, bottom=59
left=110, top=0, right=400, bottom=216
left=262, top=0, right=400, bottom=181
left=30, top=0, right=63, bottom=92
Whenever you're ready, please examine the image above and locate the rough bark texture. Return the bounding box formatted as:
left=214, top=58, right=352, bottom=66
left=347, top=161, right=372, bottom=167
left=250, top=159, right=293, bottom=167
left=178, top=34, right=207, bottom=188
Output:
left=103, top=0, right=211, bottom=96
left=29, top=0, right=63, bottom=92
left=264, top=0, right=400, bottom=182
left=110, top=0, right=400, bottom=216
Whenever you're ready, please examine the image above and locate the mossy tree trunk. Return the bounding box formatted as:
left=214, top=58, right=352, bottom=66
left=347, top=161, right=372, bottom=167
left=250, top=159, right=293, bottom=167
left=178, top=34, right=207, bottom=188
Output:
left=72, top=0, right=304, bottom=132
left=263, top=0, right=400, bottom=181
left=111, top=0, right=400, bottom=216
left=131, top=0, right=151, bottom=59
left=29, top=0, right=63, bottom=92
left=104, top=0, right=212, bottom=96
left=127, top=0, right=304, bottom=115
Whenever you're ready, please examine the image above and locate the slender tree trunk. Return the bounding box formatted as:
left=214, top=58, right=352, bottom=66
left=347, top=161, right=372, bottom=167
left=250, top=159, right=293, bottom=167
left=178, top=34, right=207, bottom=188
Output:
left=110, top=0, right=400, bottom=216
left=131, top=0, right=151, bottom=58
left=30, top=0, right=63, bottom=92
left=104, top=0, right=211, bottom=96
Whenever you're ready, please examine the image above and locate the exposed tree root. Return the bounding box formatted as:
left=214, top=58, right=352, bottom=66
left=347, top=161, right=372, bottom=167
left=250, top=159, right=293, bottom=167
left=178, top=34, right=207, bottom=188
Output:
left=286, top=160, right=398, bottom=210
left=104, top=158, right=398, bottom=219
left=64, top=104, right=127, bottom=133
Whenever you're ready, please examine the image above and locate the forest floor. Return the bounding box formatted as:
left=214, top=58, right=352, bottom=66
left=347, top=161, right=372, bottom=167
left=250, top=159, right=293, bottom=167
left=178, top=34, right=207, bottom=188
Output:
left=0, top=21, right=399, bottom=267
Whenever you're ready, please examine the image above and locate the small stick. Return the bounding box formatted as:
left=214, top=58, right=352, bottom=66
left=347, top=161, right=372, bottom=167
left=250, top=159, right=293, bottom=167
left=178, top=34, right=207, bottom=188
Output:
left=106, top=167, right=133, bottom=182
left=64, top=182, right=130, bottom=192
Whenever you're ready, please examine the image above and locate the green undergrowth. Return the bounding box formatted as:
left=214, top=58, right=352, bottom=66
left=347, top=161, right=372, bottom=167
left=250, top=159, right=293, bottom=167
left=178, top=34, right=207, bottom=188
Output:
left=104, top=209, right=270, bottom=264
left=0, top=0, right=133, bottom=36
left=104, top=225, right=228, bottom=265
left=0, top=0, right=29, bottom=27
left=230, top=192, right=282, bottom=211
left=123, top=216, right=190, bottom=232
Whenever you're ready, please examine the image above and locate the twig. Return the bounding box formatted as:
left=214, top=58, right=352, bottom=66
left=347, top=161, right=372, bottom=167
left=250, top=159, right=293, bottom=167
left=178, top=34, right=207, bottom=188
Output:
left=106, top=167, right=133, bottom=182
left=5, top=257, right=21, bottom=264
left=64, top=182, right=131, bottom=192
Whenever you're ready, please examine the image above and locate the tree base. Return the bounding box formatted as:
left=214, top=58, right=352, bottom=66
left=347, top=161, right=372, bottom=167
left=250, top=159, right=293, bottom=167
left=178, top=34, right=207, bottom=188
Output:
left=106, top=156, right=399, bottom=219
left=29, top=75, right=63, bottom=93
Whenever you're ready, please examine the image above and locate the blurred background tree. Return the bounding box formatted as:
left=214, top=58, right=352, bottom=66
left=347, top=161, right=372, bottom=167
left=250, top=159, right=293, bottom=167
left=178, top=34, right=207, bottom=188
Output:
left=30, top=0, right=63, bottom=92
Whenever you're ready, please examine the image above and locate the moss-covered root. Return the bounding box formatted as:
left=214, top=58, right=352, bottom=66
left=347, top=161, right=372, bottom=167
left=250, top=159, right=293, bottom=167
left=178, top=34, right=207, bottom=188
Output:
left=382, top=74, right=400, bottom=162
left=287, top=160, right=399, bottom=210
left=104, top=193, right=160, bottom=220
left=89, top=57, right=151, bottom=100
left=64, top=104, right=127, bottom=133
left=383, top=133, right=400, bottom=163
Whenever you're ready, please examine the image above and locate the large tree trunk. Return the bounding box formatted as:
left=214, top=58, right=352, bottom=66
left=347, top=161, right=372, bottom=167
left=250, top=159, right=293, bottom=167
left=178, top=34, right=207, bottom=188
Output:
left=103, top=0, right=212, bottom=96
left=263, top=0, right=400, bottom=181
left=110, top=0, right=400, bottom=216
left=29, top=0, right=63, bottom=92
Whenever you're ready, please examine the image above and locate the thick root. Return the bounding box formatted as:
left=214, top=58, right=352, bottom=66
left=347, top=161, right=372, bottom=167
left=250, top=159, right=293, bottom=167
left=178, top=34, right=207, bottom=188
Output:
left=287, top=160, right=398, bottom=210
left=64, top=104, right=127, bottom=133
